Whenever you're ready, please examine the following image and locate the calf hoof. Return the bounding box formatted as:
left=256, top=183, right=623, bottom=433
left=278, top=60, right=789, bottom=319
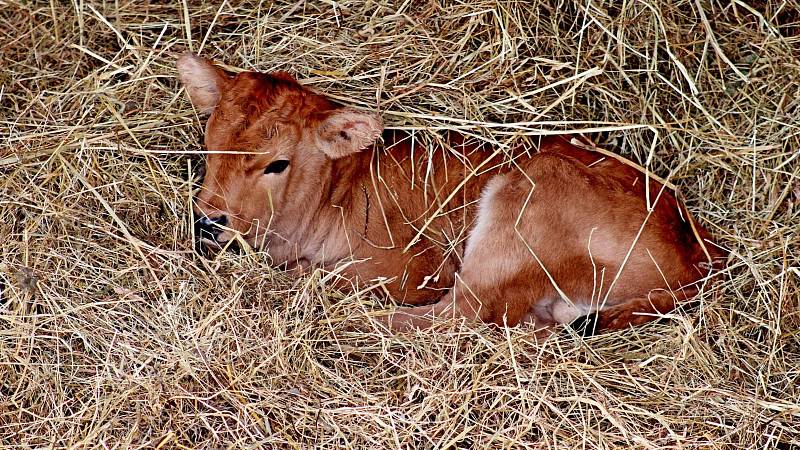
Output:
left=568, top=312, right=599, bottom=337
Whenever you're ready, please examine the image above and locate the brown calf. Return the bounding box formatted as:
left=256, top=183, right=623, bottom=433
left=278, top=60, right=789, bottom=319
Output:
left=178, top=54, right=725, bottom=336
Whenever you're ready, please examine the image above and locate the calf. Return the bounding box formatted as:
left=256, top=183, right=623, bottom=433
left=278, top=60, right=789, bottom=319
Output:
left=177, top=54, right=724, bottom=336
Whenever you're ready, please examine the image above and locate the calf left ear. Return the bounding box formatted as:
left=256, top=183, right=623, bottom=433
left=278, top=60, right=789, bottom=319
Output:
left=177, top=54, right=232, bottom=114
left=316, top=108, right=383, bottom=159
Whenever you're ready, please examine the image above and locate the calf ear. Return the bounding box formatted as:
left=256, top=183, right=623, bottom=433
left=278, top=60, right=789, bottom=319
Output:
left=176, top=54, right=232, bottom=114
left=316, top=108, right=383, bottom=159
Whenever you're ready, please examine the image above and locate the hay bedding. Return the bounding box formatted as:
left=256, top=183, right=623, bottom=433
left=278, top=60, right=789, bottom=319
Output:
left=0, top=0, right=799, bottom=447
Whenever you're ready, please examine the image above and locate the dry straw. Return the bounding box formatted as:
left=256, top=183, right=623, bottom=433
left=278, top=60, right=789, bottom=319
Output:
left=1, top=0, right=799, bottom=448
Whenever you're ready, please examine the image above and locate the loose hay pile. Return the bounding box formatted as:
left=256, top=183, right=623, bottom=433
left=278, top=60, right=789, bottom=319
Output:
left=1, top=0, right=799, bottom=447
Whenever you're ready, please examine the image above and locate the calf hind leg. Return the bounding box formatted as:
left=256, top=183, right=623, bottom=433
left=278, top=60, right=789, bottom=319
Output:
left=569, top=287, right=699, bottom=336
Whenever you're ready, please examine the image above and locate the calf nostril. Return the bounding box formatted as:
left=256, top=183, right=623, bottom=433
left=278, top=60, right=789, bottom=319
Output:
left=195, top=214, right=227, bottom=239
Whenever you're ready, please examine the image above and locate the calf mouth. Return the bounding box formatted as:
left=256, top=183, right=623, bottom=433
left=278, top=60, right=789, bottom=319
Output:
left=195, top=237, right=242, bottom=257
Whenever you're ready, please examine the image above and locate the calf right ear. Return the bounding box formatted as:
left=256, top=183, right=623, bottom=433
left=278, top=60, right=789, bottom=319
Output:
left=176, top=54, right=232, bottom=114
left=315, top=108, right=383, bottom=159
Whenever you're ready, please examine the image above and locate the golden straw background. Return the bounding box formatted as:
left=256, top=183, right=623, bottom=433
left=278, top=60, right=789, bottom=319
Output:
left=1, top=1, right=799, bottom=447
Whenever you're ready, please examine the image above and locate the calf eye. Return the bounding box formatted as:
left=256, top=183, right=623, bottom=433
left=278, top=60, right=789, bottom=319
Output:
left=264, top=159, right=290, bottom=174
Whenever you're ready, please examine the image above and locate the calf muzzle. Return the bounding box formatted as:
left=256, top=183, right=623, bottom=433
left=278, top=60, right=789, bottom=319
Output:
left=194, top=214, right=227, bottom=242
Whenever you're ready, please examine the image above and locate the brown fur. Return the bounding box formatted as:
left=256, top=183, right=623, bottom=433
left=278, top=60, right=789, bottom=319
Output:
left=178, top=54, right=725, bottom=336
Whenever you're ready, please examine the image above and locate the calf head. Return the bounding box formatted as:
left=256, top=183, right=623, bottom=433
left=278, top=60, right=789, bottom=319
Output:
left=177, top=54, right=382, bottom=250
